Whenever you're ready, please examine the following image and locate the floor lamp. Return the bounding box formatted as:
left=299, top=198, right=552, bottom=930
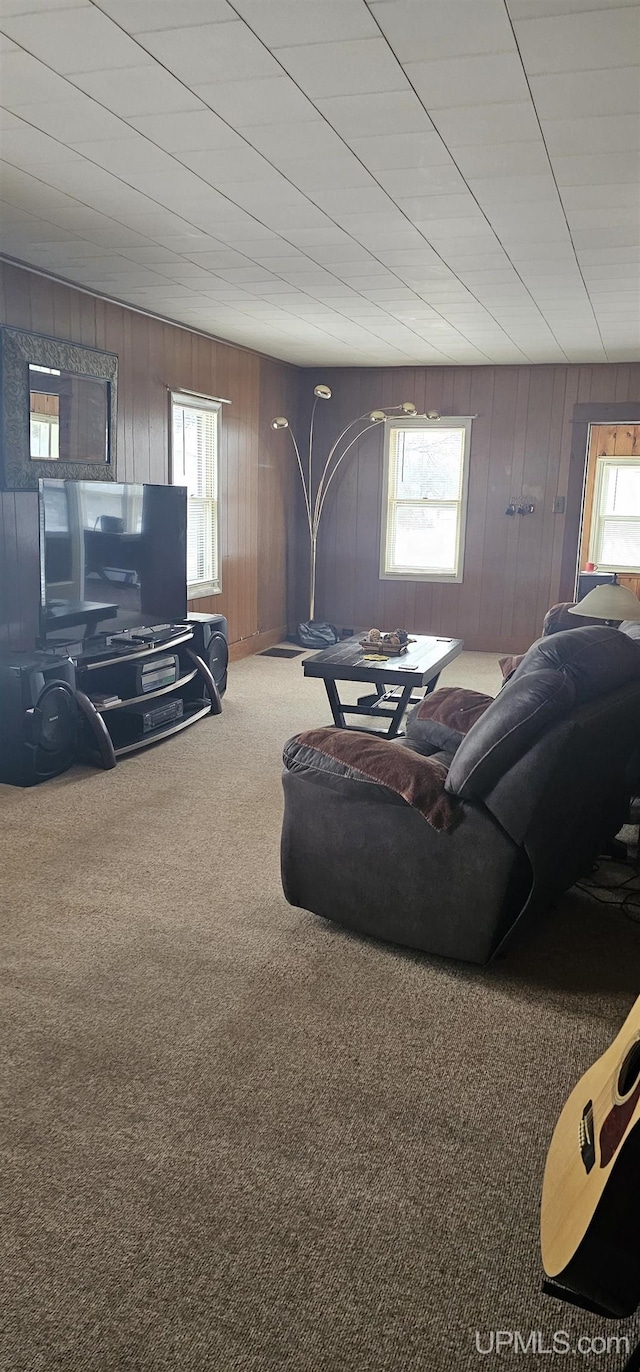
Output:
left=272, top=385, right=435, bottom=648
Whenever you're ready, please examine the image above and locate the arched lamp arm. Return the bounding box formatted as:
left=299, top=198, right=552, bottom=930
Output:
left=312, top=411, right=380, bottom=528
left=287, top=426, right=313, bottom=534
left=308, top=395, right=319, bottom=497
left=314, top=422, right=376, bottom=532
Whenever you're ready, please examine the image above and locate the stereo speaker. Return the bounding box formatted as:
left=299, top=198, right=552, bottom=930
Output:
left=0, top=653, right=78, bottom=787
left=184, top=614, right=228, bottom=697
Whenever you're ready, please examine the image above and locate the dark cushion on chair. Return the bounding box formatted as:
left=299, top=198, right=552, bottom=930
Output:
left=498, top=653, right=525, bottom=682
left=542, top=602, right=591, bottom=634
left=406, top=686, right=494, bottom=756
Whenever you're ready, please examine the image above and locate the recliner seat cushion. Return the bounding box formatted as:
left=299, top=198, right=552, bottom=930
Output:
left=406, top=686, right=494, bottom=756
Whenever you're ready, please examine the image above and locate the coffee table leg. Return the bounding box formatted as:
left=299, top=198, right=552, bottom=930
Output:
left=324, top=678, right=347, bottom=729
left=386, top=685, right=415, bottom=739
left=423, top=671, right=441, bottom=698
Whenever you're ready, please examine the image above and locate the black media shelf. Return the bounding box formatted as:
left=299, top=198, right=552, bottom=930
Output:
left=73, top=628, right=221, bottom=769
left=92, top=668, right=198, bottom=712
left=111, top=703, right=212, bottom=757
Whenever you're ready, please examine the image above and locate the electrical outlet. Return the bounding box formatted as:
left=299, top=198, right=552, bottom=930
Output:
left=553, top=496, right=566, bottom=514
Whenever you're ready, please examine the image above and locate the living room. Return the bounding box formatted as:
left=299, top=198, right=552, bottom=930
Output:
left=1, top=2, right=640, bottom=1370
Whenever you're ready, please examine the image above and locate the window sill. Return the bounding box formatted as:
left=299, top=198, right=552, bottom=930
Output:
left=380, top=572, right=463, bottom=584
left=188, top=581, right=221, bottom=600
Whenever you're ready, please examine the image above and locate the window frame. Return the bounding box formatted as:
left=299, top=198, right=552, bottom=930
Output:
left=589, top=455, right=640, bottom=573
left=170, top=389, right=222, bottom=600
left=379, top=416, right=473, bottom=584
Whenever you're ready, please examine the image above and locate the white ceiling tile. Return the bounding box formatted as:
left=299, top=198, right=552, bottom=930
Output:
left=542, top=114, right=640, bottom=157
left=177, top=145, right=275, bottom=184
left=379, top=166, right=470, bottom=199
left=0, top=0, right=88, bottom=11
left=9, top=97, right=130, bottom=143
left=579, top=246, right=640, bottom=265
left=407, top=52, right=529, bottom=108
left=415, top=215, right=494, bottom=241
left=530, top=67, right=639, bottom=120
left=71, top=138, right=178, bottom=177
left=381, top=166, right=466, bottom=198
left=514, top=8, right=640, bottom=75
left=572, top=226, right=640, bottom=249
left=553, top=152, right=640, bottom=186
left=233, top=0, right=378, bottom=45
left=94, top=0, right=234, bottom=29
left=468, top=174, right=558, bottom=205
left=393, top=192, right=479, bottom=220
left=452, top=141, right=551, bottom=178
left=567, top=206, right=639, bottom=232
left=486, top=201, right=571, bottom=237
left=243, top=120, right=342, bottom=162
left=71, top=65, right=203, bottom=117
left=583, top=262, right=640, bottom=280
left=126, top=109, right=244, bottom=152
left=430, top=102, right=541, bottom=147
left=211, top=176, right=311, bottom=213
left=507, top=242, right=577, bottom=261
left=348, top=131, right=454, bottom=171
left=309, top=185, right=396, bottom=216
left=563, top=183, right=640, bottom=212
left=138, top=20, right=279, bottom=85
left=196, top=76, right=317, bottom=126
left=245, top=202, right=335, bottom=234
left=0, top=49, right=77, bottom=105
left=0, top=123, right=82, bottom=164
left=317, top=90, right=430, bottom=138
left=372, top=0, right=515, bottom=60
left=270, top=157, right=376, bottom=194
left=0, top=8, right=144, bottom=72
left=275, top=38, right=405, bottom=99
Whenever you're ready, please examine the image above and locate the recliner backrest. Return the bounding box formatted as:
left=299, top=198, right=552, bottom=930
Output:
left=445, top=626, right=640, bottom=802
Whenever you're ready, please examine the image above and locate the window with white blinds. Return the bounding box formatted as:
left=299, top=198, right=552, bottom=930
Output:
left=171, top=392, right=221, bottom=598
left=591, top=459, right=640, bottom=571
left=381, top=419, right=472, bottom=583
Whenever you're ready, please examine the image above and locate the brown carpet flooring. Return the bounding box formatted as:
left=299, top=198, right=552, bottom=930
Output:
left=1, top=650, right=639, bottom=1372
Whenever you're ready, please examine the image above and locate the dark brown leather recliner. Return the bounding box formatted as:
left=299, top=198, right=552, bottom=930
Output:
left=281, top=628, right=640, bottom=964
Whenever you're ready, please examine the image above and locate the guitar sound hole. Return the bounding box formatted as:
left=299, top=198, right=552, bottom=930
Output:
left=617, top=1039, right=640, bottom=1098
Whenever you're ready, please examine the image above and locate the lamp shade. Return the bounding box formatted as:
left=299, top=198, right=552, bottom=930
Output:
left=568, top=583, right=640, bottom=622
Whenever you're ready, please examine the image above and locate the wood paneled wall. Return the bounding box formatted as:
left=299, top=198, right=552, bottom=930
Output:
left=299, top=364, right=640, bottom=654
left=0, top=260, right=297, bottom=655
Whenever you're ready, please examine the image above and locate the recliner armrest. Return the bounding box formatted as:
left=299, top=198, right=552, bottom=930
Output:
left=284, top=728, right=461, bottom=831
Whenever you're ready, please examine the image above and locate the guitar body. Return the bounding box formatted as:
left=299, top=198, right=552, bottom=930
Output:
left=541, top=995, right=640, bottom=1318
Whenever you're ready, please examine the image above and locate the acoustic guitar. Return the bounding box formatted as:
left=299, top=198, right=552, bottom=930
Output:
left=541, top=995, right=640, bottom=1319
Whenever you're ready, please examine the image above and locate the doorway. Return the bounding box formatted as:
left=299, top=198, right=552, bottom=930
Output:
left=579, top=423, right=640, bottom=597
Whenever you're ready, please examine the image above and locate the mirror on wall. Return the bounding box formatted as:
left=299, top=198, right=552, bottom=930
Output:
left=0, top=326, right=117, bottom=489
left=29, top=365, right=110, bottom=465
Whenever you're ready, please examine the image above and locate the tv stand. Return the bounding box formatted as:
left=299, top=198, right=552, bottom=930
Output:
left=73, top=627, right=221, bottom=768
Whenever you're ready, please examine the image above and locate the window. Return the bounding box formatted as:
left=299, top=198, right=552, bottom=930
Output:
left=590, top=458, right=640, bottom=571
left=171, top=392, right=221, bottom=598
left=381, top=418, right=472, bottom=582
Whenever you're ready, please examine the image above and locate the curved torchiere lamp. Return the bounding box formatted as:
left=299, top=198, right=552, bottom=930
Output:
left=272, top=384, right=438, bottom=644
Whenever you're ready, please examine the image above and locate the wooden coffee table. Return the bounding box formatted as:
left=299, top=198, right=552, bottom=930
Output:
left=303, top=634, right=464, bottom=738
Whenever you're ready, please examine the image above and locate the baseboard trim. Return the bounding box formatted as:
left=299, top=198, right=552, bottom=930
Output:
left=229, top=626, right=288, bottom=662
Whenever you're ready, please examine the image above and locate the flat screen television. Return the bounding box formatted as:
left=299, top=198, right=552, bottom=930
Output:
left=39, top=478, right=187, bottom=646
